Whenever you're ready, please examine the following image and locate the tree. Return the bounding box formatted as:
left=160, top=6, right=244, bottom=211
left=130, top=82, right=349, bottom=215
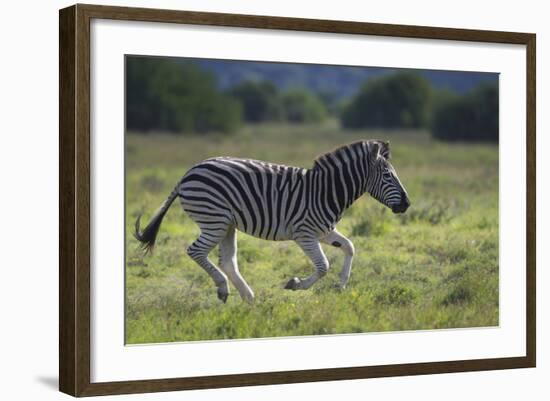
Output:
left=431, top=82, right=498, bottom=142
left=317, top=89, right=340, bottom=116
left=281, top=89, right=327, bottom=123
left=126, top=57, right=242, bottom=134
left=341, top=72, right=432, bottom=129
left=228, top=81, right=284, bottom=122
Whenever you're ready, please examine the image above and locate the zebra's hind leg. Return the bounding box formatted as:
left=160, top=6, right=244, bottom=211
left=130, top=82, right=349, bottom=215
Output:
left=285, top=237, right=329, bottom=290
left=321, top=229, right=355, bottom=288
left=219, top=227, right=255, bottom=302
left=187, top=228, right=230, bottom=303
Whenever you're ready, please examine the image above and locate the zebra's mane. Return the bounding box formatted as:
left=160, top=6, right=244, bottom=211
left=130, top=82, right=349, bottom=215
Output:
left=312, top=141, right=366, bottom=170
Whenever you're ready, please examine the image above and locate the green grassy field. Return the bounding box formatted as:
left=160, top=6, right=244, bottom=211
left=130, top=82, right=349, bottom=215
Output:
left=125, top=121, right=499, bottom=344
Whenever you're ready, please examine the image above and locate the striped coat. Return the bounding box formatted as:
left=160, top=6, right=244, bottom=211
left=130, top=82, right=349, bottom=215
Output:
left=135, top=140, right=410, bottom=302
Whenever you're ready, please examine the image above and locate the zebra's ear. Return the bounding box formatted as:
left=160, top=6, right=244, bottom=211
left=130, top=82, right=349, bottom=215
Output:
left=369, top=141, right=381, bottom=162
left=369, top=140, right=390, bottom=162
left=380, top=141, right=391, bottom=159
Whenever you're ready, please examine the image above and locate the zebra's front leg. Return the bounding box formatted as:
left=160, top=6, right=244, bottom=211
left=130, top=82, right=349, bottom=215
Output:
left=321, top=229, right=355, bottom=288
left=285, top=237, right=329, bottom=290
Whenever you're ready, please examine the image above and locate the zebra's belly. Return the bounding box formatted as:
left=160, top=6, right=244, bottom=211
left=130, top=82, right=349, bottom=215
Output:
left=235, top=219, right=293, bottom=241
left=235, top=211, right=335, bottom=241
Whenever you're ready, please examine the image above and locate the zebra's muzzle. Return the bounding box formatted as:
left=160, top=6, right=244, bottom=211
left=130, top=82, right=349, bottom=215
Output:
left=391, top=193, right=410, bottom=214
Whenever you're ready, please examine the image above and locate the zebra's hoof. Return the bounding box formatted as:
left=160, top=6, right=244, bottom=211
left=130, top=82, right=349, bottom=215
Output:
left=284, top=277, right=301, bottom=290
left=217, top=288, right=229, bottom=303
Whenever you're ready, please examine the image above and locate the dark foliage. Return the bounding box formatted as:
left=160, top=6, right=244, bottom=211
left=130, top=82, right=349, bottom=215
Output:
left=227, top=80, right=284, bottom=123
left=431, top=82, right=499, bottom=142
left=126, top=57, right=242, bottom=134
left=341, top=72, right=432, bottom=129
left=281, top=89, right=327, bottom=123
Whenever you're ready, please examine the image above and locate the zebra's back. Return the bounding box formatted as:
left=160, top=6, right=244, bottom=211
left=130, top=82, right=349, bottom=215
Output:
left=179, top=157, right=309, bottom=241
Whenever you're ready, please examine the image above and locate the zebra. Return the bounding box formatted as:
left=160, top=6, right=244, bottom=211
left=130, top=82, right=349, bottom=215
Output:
left=134, top=140, right=410, bottom=303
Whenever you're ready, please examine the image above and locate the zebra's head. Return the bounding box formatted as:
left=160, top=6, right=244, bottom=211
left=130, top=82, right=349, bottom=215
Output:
left=366, top=140, right=410, bottom=214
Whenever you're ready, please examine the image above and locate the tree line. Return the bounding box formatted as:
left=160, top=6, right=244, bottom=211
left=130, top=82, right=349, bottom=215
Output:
left=126, top=57, right=498, bottom=142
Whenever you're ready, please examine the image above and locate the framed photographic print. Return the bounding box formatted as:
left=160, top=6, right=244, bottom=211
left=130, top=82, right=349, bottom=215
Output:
left=59, top=4, right=536, bottom=397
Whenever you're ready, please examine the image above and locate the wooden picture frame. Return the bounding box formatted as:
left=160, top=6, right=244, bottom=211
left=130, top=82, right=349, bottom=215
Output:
left=59, top=3, right=536, bottom=397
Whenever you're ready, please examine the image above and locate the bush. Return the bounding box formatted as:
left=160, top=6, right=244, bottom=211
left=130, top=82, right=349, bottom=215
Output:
left=341, top=71, right=432, bottom=129
left=431, top=82, right=498, bottom=142
left=228, top=80, right=284, bottom=123
left=441, top=284, right=473, bottom=306
left=281, top=89, right=327, bottom=123
left=317, top=90, right=340, bottom=116
left=374, top=284, right=417, bottom=306
left=126, top=57, right=242, bottom=134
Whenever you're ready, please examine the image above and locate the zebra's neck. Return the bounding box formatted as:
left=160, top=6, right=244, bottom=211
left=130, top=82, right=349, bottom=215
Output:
left=310, top=141, right=370, bottom=226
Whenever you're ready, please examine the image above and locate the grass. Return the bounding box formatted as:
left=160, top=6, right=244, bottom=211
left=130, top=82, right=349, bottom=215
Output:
left=125, top=120, right=499, bottom=344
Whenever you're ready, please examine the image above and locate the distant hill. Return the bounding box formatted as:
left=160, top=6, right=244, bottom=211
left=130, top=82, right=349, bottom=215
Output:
left=189, top=58, right=498, bottom=99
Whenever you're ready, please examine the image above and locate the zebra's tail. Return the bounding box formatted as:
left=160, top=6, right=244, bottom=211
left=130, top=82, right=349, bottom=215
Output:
left=134, top=186, right=179, bottom=255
